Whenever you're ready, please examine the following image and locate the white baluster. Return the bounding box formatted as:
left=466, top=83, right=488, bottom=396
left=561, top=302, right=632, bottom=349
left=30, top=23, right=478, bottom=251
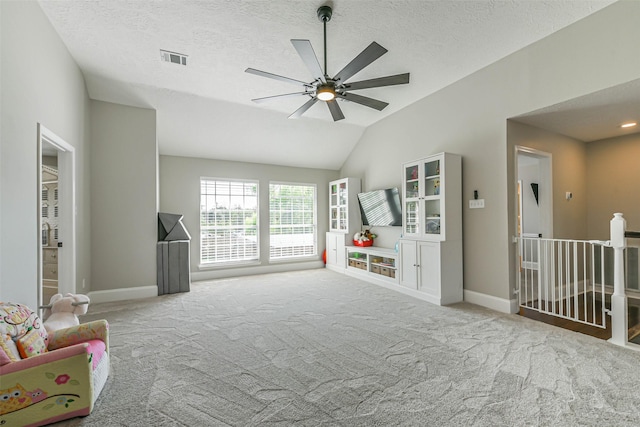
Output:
left=609, top=212, right=628, bottom=346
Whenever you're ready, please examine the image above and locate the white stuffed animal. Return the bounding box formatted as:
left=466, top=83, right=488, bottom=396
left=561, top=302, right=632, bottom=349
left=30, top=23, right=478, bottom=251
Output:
left=43, top=293, right=90, bottom=333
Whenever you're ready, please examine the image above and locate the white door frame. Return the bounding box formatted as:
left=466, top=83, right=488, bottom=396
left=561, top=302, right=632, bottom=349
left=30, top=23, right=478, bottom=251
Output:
left=37, top=123, right=76, bottom=307
left=514, top=145, right=553, bottom=240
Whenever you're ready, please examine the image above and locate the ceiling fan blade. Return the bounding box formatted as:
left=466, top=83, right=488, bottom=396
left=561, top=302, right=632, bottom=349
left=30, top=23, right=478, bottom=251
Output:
left=291, top=39, right=326, bottom=84
left=334, top=42, right=387, bottom=84
left=289, top=97, right=319, bottom=119
left=326, top=100, right=345, bottom=121
left=336, top=92, right=388, bottom=111
left=251, top=92, right=310, bottom=104
left=245, top=68, right=309, bottom=86
left=344, top=73, right=410, bottom=91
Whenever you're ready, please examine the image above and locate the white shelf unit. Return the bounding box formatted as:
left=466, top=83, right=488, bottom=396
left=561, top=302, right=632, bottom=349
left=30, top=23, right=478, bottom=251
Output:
left=344, top=246, right=399, bottom=285
left=326, top=178, right=361, bottom=273
left=399, top=153, right=463, bottom=305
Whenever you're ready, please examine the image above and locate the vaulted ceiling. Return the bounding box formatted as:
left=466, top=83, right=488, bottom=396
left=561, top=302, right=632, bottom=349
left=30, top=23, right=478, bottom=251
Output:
left=38, top=0, right=616, bottom=169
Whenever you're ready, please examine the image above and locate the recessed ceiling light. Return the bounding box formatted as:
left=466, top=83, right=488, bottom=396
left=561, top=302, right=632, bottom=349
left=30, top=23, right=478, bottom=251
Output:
left=620, top=122, right=637, bottom=128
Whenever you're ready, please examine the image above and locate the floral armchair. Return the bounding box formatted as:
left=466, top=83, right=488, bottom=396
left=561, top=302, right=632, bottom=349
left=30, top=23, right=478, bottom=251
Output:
left=0, top=302, right=110, bottom=426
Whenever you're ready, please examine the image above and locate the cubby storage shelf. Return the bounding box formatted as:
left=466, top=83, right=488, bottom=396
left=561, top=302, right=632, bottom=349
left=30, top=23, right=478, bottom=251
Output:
left=344, top=246, right=399, bottom=284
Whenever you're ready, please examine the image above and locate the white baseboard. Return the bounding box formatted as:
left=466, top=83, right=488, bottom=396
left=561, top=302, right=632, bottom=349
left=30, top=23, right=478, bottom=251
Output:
left=464, top=289, right=518, bottom=314
left=325, top=263, right=346, bottom=273
left=88, top=285, right=158, bottom=304
left=192, top=261, right=325, bottom=282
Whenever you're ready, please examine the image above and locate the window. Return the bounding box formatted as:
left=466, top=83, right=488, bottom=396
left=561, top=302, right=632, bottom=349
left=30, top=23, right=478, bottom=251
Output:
left=200, top=179, right=259, bottom=264
left=269, top=183, right=316, bottom=260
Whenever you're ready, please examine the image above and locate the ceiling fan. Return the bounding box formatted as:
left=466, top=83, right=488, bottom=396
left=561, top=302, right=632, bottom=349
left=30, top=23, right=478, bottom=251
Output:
left=245, top=5, right=410, bottom=121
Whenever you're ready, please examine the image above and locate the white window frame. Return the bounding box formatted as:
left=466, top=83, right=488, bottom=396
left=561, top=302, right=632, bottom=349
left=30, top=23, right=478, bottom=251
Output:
left=200, top=178, right=260, bottom=266
left=269, top=182, right=317, bottom=261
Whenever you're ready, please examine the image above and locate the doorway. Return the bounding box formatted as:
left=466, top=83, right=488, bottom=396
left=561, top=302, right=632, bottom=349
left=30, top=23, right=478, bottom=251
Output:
left=37, top=124, right=76, bottom=309
left=515, top=146, right=553, bottom=241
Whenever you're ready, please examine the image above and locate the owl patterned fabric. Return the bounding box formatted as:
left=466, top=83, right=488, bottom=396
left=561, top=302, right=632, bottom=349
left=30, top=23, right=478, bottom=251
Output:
left=0, top=302, right=49, bottom=361
left=0, top=349, right=93, bottom=423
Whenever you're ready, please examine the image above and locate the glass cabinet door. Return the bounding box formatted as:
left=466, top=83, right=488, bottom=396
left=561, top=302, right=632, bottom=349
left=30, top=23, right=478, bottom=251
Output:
left=423, top=159, right=440, bottom=197
left=329, top=178, right=354, bottom=233
left=330, top=183, right=338, bottom=206
left=402, top=156, right=444, bottom=239
left=424, top=159, right=441, bottom=236
left=404, top=201, right=419, bottom=234
left=403, top=163, right=421, bottom=236
left=338, top=182, right=347, bottom=206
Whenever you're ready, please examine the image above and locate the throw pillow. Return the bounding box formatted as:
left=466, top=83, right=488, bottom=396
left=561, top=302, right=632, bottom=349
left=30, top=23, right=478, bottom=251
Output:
left=17, top=329, right=48, bottom=358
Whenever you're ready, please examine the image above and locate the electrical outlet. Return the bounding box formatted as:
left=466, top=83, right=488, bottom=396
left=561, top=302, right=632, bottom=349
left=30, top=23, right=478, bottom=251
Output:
left=469, top=199, right=485, bottom=209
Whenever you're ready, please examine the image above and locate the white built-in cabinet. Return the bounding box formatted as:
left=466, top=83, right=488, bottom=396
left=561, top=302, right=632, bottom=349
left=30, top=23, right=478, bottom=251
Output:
left=329, top=177, right=360, bottom=233
left=326, top=178, right=361, bottom=272
left=399, top=153, right=463, bottom=305
left=326, top=233, right=346, bottom=270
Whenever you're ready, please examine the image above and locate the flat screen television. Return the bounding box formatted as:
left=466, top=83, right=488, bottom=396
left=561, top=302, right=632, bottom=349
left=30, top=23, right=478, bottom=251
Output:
left=357, top=187, right=402, bottom=227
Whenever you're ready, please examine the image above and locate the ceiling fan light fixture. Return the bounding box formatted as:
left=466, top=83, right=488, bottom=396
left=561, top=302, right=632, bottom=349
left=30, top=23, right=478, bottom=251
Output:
left=316, top=84, right=336, bottom=101
left=245, top=5, right=410, bottom=121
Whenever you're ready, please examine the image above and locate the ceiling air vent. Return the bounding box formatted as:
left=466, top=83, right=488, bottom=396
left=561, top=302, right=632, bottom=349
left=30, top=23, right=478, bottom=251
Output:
left=160, top=50, right=187, bottom=66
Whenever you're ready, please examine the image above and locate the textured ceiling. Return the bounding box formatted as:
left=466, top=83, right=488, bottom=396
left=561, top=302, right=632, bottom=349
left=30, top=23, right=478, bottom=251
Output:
left=38, top=0, right=616, bottom=169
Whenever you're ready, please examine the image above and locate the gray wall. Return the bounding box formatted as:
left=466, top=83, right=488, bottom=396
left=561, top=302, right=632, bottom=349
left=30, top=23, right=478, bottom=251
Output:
left=587, top=133, right=640, bottom=240
left=90, top=100, right=158, bottom=292
left=508, top=121, right=589, bottom=240
left=340, top=1, right=640, bottom=305
left=0, top=1, right=91, bottom=309
left=159, top=155, right=338, bottom=280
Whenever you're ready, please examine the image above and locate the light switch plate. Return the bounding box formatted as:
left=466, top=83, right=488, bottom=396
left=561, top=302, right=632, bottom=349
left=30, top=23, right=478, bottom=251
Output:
left=469, top=199, right=485, bottom=209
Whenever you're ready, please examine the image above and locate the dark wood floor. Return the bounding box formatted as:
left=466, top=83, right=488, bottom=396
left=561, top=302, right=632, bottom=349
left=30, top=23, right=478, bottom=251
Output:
left=519, top=292, right=640, bottom=342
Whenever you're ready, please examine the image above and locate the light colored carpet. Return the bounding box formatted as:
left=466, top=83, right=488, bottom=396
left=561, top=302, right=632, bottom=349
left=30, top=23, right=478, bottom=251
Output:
left=57, top=269, right=640, bottom=426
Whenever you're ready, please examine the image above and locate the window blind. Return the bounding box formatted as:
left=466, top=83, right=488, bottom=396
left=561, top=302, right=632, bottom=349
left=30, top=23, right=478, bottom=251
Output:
left=269, top=183, right=317, bottom=260
left=200, top=179, right=259, bottom=264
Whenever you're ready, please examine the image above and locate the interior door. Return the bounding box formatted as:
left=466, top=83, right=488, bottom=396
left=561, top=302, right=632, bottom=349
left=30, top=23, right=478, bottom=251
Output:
left=41, top=152, right=60, bottom=306
left=38, top=124, right=76, bottom=311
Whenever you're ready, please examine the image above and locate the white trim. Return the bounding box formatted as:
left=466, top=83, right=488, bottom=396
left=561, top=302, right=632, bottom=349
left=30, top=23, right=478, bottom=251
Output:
left=325, top=264, right=345, bottom=273
left=464, top=289, right=518, bottom=313
left=192, top=261, right=324, bottom=281
left=515, top=146, right=553, bottom=239
left=88, top=285, right=158, bottom=304
left=345, top=268, right=446, bottom=305
left=612, top=341, right=640, bottom=352
left=37, top=124, right=76, bottom=309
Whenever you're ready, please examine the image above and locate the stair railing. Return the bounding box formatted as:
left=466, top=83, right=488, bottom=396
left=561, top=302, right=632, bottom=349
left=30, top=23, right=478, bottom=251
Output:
left=609, top=213, right=628, bottom=346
